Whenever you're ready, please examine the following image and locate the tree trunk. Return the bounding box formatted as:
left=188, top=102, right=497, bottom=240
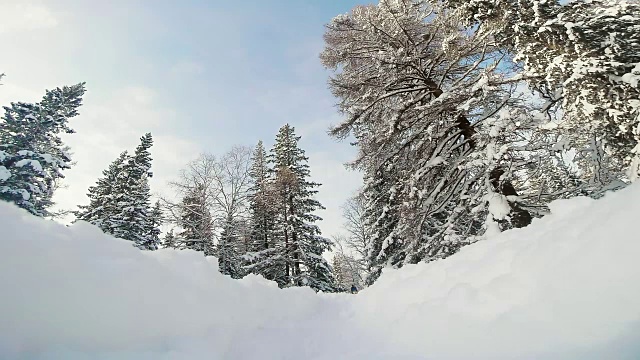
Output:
left=429, top=81, right=532, bottom=229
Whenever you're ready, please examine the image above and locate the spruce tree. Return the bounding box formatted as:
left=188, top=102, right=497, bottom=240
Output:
left=0, top=83, right=86, bottom=216
left=248, top=141, right=275, bottom=253
left=75, top=151, right=129, bottom=234
left=269, top=124, right=336, bottom=292
left=144, top=201, right=163, bottom=251
left=177, top=184, right=214, bottom=253
left=243, top=141, right=284, bottom=281
left=76, top=134, right=158, bottom=250
left=162, top=229, right=177, bottom=249
left=218, top=216, right=243, bottom=278
left=110, top=133, right=155, bottom=249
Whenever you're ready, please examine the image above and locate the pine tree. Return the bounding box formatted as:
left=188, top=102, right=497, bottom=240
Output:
left=75, top=151, right=129, bottom=234
left=162, top=228, right=177, bottom=249
left=76, top=134, right=158, bottom=250
left=0, top=83, right=86, bottom=216
left=243, top=141, right=284, bottom=281
left=248, top=141, right=275, bottom=253
left=110, top=133, right=155, bottom=249
left=218, top=216, right=244, bottom=278
left=144, top=201, right=163, bottom=251
left=268, top=124, right=336, bottom=292
left=177, top=183, right=214, bottom=253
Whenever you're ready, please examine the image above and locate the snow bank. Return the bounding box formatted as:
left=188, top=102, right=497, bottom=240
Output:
left=1, top=185, right=640, bottom=359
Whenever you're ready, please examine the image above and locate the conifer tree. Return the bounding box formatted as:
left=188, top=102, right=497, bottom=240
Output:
left=243, top=141, right=285, bottom=281
left=144, top=201, right=163, bottom=251
left=76, top=134, right=158, bottom=250
left=75, top=151, right=129, bottom=234
left=265, top=124, right=336, bottom=292
left=218, top=216, right=244, bottom=278
left=176, top=184, right=214, bottom=252
left=110, top=133, right=155, bottom=249
left=162, top=229, right=177, bottom=249
left=248, top=141, right=275, bottom=253
left=0, top=83, right=86, bottom=216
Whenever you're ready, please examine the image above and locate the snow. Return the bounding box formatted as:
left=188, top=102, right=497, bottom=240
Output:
left=619, top=63, right=640, bottom=88
left=14, top=159, right=43, bottom=173
left=39, top=153, right=55, bottom=164
left=1, top=184, right=640, bottom=359
left=425, top=156, right=445, bottom=167
left=0, top=166, right=10, bottom=181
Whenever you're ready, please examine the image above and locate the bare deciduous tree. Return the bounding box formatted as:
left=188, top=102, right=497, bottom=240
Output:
left=161, top=153, right=217, bottom=253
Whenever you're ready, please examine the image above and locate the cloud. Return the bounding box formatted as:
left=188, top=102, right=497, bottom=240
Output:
left=0, top=2, right=59, bottom=34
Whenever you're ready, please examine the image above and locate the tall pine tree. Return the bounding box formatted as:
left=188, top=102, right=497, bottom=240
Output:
left=110, top=133, right=156, bottom=249
left=243, top=141, right=285, bottom=281
left=268, top=124, right=336, bottom=292
left=76, top=133, right=159, bottom=250
left=75, top=151, right=129, bottom=234
left=176, top=183, right=215, bottom=253
left=248, top=141, right=275, bottom=253
left=0, top=83, right=86, bottom=216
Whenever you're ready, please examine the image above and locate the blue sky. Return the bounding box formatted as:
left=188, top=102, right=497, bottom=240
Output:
left=0, top=0, right=369, bottom=237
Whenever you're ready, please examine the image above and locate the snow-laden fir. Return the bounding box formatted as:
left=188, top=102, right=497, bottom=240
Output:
left=1, top=184, right=639, bottom=359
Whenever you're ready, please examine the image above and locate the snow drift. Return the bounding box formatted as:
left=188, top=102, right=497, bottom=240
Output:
left=1, top=185, right=640, bottom=359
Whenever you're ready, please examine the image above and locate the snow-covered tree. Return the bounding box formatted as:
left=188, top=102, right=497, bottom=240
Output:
left=340, top=193, right=372, bottom=266
left=247, top=141, right=276, bottom=253
left=175, top=183, right=215, bottom=252
left=218, top=216, right=245, bottom=278
left=446, top=0, right=640, bottom=187
left=0, top=83, right=86, bottom=216
left=243, top=141, right=284, bottom=281
left=163, top=154, right=218, bottom=253
left=145, top=201, right=163, bottom=251
left=258, top=124, right=336, bottom=292
left=210, top=146, right=253, bottom=278
left=332, top=252, right=364, bottom=292
left=75, top=151, right=129, bottom=234
left=321, top=0, right=536, bottom=283
left=162, top=228, right=178, bottom=249
left=76, top=134, right=158, bottom=250
left=110, top=133, right=156, bottom=249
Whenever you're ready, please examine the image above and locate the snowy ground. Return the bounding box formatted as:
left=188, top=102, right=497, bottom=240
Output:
left=1, top=186, right=640, bottom=359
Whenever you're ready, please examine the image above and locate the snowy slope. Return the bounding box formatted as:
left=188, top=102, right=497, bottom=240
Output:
left=1, top=185, right=640, bottom=359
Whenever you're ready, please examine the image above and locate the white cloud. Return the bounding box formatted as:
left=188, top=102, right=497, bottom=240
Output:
left=0, top=2, right=59, bottom=34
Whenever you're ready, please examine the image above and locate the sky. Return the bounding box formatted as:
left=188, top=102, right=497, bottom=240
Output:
left=0, top=0, right=370, bottom=239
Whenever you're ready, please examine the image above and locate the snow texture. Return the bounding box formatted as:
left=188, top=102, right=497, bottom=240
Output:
left=14, top=159, right=43, bottom=173
left=1, top=185, right=640, bottom=359
left=0, top=166, right=10, bottom=181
